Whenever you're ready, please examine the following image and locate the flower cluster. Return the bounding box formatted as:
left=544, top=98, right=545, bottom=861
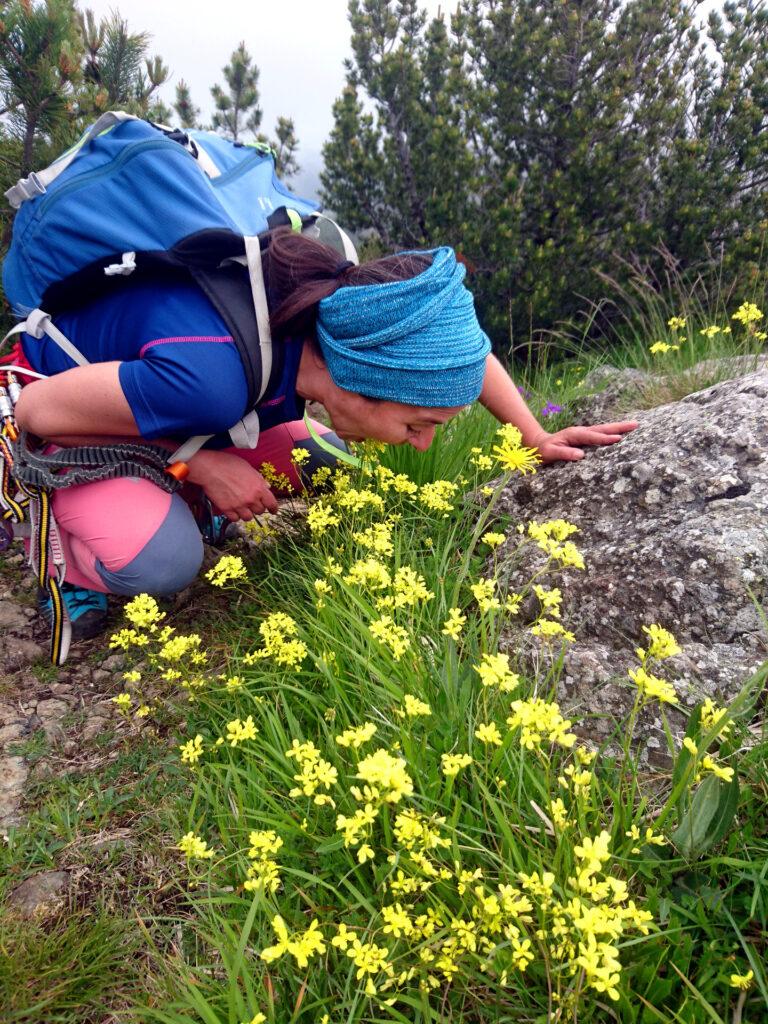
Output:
left=205, top=554, right=248, bottom=587
left=244, top=611, right=307, bottom=670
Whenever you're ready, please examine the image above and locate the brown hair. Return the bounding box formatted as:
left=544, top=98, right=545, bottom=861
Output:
left=266, top=229, right=431, bottom=339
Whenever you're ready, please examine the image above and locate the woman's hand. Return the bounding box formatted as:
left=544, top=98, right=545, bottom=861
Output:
left=527, top=421, right=638, bottom=464
left=187, top=450, right=278, bottom=520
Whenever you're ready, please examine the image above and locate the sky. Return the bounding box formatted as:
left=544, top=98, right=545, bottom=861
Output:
left=81, top=0, right=723, bottom=200
left=81, top=0, right=447, bottom=198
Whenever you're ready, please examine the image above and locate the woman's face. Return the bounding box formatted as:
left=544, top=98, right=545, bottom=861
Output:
left=324, top=390, right=466, bottom=451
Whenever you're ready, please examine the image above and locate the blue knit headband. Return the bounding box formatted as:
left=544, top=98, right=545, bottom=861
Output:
left=316, top=246, right=491, bottom=407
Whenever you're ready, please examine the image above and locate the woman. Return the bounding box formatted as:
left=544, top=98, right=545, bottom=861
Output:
left=12, top=231, right=635, bottom=637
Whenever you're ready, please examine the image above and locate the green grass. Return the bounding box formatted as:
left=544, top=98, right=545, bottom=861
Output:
left=117, top=437, right=766, bottom=1022
left=4, top=298, right=767, bottom=1023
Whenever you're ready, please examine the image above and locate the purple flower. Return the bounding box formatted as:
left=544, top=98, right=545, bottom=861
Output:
left=541, top=402, right=563, bottom=417
left=517, top=385, right=532, bottom=399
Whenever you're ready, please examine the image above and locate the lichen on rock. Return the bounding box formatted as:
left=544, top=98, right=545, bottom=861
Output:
left=491, top=368, right=768, bottom=753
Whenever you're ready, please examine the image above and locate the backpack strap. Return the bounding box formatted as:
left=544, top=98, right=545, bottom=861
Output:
left=5, top=111, right=138, bottom=209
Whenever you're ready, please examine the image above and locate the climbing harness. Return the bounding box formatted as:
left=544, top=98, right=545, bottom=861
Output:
left=0, top=363, right=179, bottom=665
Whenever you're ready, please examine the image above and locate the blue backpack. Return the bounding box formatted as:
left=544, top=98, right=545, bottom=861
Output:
left=2, top=111, right=356, bottom=412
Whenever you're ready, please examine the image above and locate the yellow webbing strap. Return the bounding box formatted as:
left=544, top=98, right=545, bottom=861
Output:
left=303, top=410, right=362, bottom=469
left=33, top=487, right=70, bottom=666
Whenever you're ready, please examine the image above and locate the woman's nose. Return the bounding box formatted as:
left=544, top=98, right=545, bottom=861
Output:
left=410, top=426, right=436, bottom=451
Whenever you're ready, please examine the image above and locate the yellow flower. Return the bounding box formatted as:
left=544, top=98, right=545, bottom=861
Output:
left=205, top=555, right=248, bottom=587
left=475, top=722, right=503, bottom=746
left=400, top=694, right=432, bottom=717
left=177, top=831, right=214, bottom=860
left=701, top=697, right=732, bottom=739
left=369, top=615, right=410, bottom=660
left=344, top=557, right=392, bottom=591
left=533, top=584, right=562, bottom=617
left=471, top=577, right=501, bottom=613
left=667, top=315, right=687, bottom=330
left=729, top=969, right=754, bottom=990
left=179, top=734, right=204, bottom=765
left=353, top=521, right=394, bottom=557
left=640, top=624, right=681, bottom=660
left=732, top=301, right=763, bottom=325
left=225, top=716, right=258, bottom=747
left=290, top=446, right=311, bottom=465
left=306, top=500, right=341, bottom=534
left=441, top=752, right=473, bottom=777
left=243, top=1014, right=266, bottom=1024
left=649, top=341, right=678, bottom=355
left=346, top=938, right=390, bottom=986
left=531, top=619, right=575, bottom=642
left=481, top=531, right=506, bottom=548
left=355, top=748, right=413, bottom=804
left=628, top=666, right=678, bottom=704
left=332, top=923, right=355, bottom=950
left=507, top=697, right=577, bottom=749
left=441, top=607, right=467, bottom=639
left=698, top=754, right=734, bottom=783
left=492, top=435, right=541, bottom=474
left=260, top=915, right=326, bottom=969
left=391, top=566, right=434, bottom=607
left=112, top=692, right=131, bottom=713
left=474, top=652, right=520, bottom=692
left=124, top=593, right=165, bottom=629
left=418, top=479, right=458, bottom=514
left=336, top=722, right=377, bottom=748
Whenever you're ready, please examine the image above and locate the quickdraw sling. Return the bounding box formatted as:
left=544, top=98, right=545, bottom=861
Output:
left=0, top=368, right=179, bottom=665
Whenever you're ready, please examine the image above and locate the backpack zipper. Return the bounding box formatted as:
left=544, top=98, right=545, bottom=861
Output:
left=35, top=139, right=188, bottom=220
left=211, top=149, right=265, bottom=188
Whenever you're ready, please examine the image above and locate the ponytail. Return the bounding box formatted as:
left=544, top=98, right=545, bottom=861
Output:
left=266, top=229, right=432, bottom=338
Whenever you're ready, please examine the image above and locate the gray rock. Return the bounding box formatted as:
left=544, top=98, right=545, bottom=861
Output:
left=5, top=870, right=70, bottom=920
left=35, top=698, right=71, bottom=743
left=0, top=756, right=28, bottom=830
left=0, top=599, right=28, bottom=630
left=0, top=720, right=27, bottom=747
left=571, top=366, right=654, bottom=422
left=81, top=716, right=110, bottom=743
left=493, top=369, right=768, bottom=749
left=0, top=636, right=45, bottom=673
left=572, top=355, right=768, bottom=424
left=100, top=654, right=126, bottom=673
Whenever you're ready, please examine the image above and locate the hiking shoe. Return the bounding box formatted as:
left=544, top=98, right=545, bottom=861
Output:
left=38, top=582, right=108, bottom=641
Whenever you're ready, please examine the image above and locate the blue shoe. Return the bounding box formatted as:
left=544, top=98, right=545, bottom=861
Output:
left=38, top=582, right=108, bottom=641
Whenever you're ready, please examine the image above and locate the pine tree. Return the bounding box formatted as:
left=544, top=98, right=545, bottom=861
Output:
left=174, top=78, right=199, bottom=129
left=211, top=41, right=261, bottom=141
left=324, top=0, right=768, bottom=347
left=77, top=9, right=169, bottom=118
left=265, top=116, right=300, bottom=182
left=0, top=0, right=82, bottom=175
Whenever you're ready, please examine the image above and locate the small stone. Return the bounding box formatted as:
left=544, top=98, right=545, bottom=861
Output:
left=100, top=654, right=126, bottom=672
left=90, top=669, right=112, bottom=687
left=0, top=637, right=45, bottom=672
left=0, top=756, right=28, bottom=829
left=81, top=716, right=109, bottom=743
left=5, top=870, right=70, bottom=920
left=35, top=698, right=71, bottom=743
left=0, top=599, right=28, bottom=630
left=0, top=721, right=27, bottom=747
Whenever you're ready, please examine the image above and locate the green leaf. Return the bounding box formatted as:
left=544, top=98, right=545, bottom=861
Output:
left=670, top=773, right=740, bottom=860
